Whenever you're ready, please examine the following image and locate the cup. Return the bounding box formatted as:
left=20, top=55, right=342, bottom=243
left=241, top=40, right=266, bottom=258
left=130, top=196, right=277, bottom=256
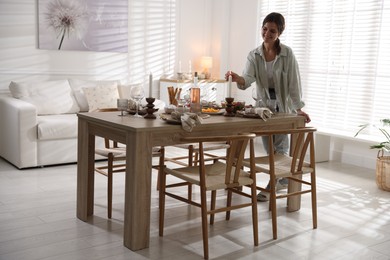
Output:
left=117, top=98, right=128, bottom=116
left=267, top=100, right=278, bottom=112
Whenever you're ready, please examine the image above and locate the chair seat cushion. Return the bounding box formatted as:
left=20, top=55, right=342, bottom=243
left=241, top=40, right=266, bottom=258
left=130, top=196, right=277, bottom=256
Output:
left=166, top=161, right=253, bottom=190
left=37, top=114, right=78, bottom=140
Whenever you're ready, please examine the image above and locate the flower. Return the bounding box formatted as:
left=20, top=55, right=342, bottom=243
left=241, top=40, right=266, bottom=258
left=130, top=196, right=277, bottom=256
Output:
left=45, top=0, right=89, bottom=50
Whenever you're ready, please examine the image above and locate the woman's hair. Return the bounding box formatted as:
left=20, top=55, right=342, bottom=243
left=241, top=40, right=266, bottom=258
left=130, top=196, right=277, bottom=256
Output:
left=262, top=12, right=285, bottom=55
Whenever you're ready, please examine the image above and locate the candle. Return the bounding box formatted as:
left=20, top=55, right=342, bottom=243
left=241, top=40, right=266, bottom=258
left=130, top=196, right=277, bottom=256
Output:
left=188, top=60, right=192, bottom=73
left=178, top=61, right=182, bottom=72
left=149, top=72, right=153, bottom=97
left=228, top=71, right=232, bottom=97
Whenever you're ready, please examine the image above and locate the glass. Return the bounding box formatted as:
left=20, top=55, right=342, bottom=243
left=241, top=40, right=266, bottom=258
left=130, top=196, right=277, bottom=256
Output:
left=200, top=85, right=208, bottom=102
left=267, top=99, right=278, bottom=112
left=179, top=88, right=191, bottom=111
left=117, top=98, right=128, bottom=116
left=252, top=88, right=265, bottom=107
left=130, top=84, right=145, bottom=118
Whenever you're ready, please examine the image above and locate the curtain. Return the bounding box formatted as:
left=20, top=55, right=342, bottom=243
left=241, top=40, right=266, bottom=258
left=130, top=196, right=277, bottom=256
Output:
left=127, top=0, right=176, bottom=96
left=258, top=0, right=390, bottom=137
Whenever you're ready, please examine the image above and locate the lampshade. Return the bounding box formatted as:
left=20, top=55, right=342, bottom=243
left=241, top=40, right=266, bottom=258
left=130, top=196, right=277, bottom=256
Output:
left=200, top=56, right=213, bottom=69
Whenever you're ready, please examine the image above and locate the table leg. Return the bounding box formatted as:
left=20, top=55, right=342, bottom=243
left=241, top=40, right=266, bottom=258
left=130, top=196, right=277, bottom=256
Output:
left=286, top=121, right=305, bottom=212
left=77, top=118, right=95, bottom=220
left=287, top=176, right=302, bottom=212
left=123, top=131, right=153, bottom=250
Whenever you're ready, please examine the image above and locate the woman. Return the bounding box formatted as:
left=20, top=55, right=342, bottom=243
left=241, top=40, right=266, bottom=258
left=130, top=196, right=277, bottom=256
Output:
left=225, top=12, right=311, bottom=201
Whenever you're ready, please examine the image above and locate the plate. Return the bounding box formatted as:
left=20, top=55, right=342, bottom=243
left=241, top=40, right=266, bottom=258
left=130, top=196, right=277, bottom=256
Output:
left=236, top=110, right=260, bottom=118
left=127, top=108, right=158, bottom=115
left=159, top=113, right=181, bottom=125
left=243, top=114, right=260, bottom=118
left=165, top=119, right=182, bottom=125
left=97, top=108, right=119, bottom=112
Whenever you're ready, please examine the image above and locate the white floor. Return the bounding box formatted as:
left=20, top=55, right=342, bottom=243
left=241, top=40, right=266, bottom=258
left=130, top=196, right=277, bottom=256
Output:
left=0, top=150, right=390, bottom=260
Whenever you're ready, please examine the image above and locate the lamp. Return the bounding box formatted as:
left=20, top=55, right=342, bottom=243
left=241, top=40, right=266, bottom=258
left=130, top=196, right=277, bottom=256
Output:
left=200, top=56, right=213, bottom=79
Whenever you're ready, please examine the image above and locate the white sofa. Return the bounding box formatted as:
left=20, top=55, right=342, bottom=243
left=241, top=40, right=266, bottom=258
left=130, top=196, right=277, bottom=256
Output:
left=0, top=79, right=163, bottom=169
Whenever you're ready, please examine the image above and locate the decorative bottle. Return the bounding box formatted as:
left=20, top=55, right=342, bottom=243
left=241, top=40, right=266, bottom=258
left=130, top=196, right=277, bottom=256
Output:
left=190, top=72, right=201, bottom=113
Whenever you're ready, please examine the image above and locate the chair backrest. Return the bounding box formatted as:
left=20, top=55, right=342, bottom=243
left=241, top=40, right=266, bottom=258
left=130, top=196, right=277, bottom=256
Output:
left=252, top=127, right=317, bottom=174
left=180, top=133, right=256, bottom=186
left=104, top=138, right=120, bottom=149
left=289, top=127, right=316, bottom=173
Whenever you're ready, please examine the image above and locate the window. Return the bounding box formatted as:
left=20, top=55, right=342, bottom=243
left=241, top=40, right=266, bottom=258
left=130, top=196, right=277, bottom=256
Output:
left=127, top=0, right=176, bottom=94
left=258, top=0, right=390, bottom=137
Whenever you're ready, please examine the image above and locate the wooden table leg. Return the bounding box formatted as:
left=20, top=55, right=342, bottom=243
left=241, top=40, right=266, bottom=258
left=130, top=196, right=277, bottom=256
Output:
left=287, top=176, right=302, bottom=212
left=286, top=121, right=305, bottom=212
left=77, top=118, right=95, bottom=220
left=123, top=131, right=153, bottom=250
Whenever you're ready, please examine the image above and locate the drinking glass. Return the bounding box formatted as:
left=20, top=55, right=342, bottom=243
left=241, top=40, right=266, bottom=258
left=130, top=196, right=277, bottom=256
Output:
left=182, top=89, right=191, bottom=109
left=130, top=84, right=145, bottom=118
left=267, top=99, right=278, bottom=112
left=117, top=99, right=128, bottom=116
left=200, top=85, right=208, bottom=102
left=252, top=88, right=263, bottom=107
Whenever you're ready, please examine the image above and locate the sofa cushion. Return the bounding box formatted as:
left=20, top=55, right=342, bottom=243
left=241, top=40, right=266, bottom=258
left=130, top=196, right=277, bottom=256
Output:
left=68, top=79, right=120, bottom=112
left=37, top=114, right=78, bottom=140
left=9, top=80, right=80, bottom=115
left=83, top=85, right=120, bottom=112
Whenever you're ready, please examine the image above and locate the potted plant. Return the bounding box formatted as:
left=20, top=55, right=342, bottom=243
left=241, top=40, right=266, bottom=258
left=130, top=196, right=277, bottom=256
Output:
left=355, top=119, right=390, bottom=191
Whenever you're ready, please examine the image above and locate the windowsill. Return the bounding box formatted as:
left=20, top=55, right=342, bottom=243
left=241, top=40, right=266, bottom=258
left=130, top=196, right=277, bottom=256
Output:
left=316, top=127, right=383, bottom=144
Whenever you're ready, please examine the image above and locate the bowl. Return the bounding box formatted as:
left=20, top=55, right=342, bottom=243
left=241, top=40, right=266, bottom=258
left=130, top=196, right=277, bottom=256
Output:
left=164, top=105, right=176, bottom=114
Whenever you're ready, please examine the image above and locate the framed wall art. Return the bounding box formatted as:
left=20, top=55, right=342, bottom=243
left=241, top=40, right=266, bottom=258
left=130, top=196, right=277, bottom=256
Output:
left=38, top=0, right=128, bottom=52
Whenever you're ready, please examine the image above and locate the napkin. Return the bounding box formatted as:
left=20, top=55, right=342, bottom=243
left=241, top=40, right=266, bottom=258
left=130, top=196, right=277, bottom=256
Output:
left=171, top=111, right=203, bottom=132
left=244, top=107, right=273, bottom=121
left=181, top=113, right=203, bottom=132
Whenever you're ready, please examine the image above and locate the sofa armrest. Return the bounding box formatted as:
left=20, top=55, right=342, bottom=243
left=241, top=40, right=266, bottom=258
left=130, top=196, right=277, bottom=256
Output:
left=0, top=96, right=38, bottom=168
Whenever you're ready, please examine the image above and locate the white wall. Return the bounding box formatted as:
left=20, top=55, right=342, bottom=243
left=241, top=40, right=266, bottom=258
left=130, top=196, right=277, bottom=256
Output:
left=176, top=0, right=258, bottom=101
left=0, top=0, right=128, bottom=95
left=0, top=0, right=377, bottom=171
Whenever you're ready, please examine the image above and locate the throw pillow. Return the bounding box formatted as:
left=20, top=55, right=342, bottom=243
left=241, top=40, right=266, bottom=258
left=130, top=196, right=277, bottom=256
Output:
left=83, top=85, right=120, bottom=112
left=68, top=79, right=120, bottom=112
left=9, top=80, right=80, bottom=115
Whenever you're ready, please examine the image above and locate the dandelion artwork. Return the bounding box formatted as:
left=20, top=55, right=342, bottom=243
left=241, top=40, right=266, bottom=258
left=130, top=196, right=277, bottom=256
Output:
left=45, top=0, right=89, bottom=50
left=38, top=0, right=128, bottom=52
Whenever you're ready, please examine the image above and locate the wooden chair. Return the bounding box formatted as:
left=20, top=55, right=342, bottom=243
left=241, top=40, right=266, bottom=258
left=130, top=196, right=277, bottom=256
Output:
left=243, top=127, right=317, bottom=239
left=159, top=134, right=258, bottom=259
left=165, top=142, right=230, bottom=167
left=95, top=138, right=165, bottom=219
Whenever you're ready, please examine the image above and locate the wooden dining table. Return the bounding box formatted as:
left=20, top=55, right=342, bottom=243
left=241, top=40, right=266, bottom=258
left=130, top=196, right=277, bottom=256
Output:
left=76, top=111, right=305, bottom=251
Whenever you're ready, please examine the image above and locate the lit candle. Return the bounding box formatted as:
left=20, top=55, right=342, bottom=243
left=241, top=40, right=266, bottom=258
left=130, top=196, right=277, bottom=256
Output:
left=228, top=71, right=232, bottom=97
left=149, top=72, right=153, bottom=97
left=178, top=61, right=182, bottom=72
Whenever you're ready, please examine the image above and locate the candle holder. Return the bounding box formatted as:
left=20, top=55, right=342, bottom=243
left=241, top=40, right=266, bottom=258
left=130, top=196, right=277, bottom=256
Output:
left=144, top=97, right=156, bottom=119
left=224, top=97, right=235, bottom=117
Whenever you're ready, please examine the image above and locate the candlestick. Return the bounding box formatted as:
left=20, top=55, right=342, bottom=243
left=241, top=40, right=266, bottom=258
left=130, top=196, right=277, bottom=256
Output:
left=144, top=97, right=156, bottom=119
left=149, top=72, right=153, bottom=97
left=228, top=72, right=232, bottom=97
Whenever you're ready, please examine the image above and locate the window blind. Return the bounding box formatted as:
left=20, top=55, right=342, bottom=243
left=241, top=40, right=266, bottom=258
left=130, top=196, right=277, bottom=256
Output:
left=127, top=0, right=176, bottom=91
left=258, top=0, right=390, bottom=137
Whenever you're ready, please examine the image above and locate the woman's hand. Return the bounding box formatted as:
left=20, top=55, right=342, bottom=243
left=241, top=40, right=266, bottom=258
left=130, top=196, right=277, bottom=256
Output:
left=224, top=71, right=245, bottom=85
left=296, top=109, right=311, bottom=123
